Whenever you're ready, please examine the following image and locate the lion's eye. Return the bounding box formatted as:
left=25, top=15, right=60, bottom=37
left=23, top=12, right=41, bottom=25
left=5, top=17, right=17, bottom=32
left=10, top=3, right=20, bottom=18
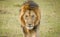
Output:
left=32, top=15, right=34, bottom=18
left=25, top=15, right=28, bottom=17
left=24, top=15, right=28, bottom=20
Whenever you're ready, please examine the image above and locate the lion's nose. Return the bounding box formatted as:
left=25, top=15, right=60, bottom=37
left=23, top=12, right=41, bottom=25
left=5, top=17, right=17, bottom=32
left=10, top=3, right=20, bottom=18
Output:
left=28, top=24, right=33, bottom=27
left=29, top=24, right=31, bottom=25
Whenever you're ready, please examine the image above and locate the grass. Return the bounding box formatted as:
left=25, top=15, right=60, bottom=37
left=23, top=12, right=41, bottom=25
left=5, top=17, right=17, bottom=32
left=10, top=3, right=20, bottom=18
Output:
left=0, top=0, right=60, bottom=37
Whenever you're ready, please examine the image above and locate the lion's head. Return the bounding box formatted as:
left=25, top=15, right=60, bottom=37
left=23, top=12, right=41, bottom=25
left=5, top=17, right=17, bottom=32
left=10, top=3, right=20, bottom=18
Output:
left=19, top=1, right=41, bottom=30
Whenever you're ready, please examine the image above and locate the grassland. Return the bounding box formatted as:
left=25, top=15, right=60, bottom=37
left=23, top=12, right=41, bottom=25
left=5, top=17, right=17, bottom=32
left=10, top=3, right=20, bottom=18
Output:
left=0, top=0, right=60, bottom=37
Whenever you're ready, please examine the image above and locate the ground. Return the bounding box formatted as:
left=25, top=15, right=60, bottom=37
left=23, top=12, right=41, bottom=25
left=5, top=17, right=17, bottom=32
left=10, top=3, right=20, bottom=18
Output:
left=0, top=0, right=60, bottom=37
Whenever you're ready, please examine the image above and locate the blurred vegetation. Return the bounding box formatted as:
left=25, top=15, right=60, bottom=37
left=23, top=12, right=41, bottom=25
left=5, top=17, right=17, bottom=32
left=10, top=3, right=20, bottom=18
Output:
left=0, top=0, right=60, bottom=37
left=0, top=0, right=6, bottom=1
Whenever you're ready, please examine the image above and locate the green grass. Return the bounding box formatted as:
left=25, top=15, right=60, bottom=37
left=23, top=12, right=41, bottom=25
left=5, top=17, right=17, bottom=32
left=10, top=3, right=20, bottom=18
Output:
left=0, top=0, right=60, bottom=37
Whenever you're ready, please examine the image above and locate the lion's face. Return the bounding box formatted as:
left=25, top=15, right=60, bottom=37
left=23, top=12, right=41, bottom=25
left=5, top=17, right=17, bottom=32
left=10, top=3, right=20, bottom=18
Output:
left=23, top=10, right=37, bottom=30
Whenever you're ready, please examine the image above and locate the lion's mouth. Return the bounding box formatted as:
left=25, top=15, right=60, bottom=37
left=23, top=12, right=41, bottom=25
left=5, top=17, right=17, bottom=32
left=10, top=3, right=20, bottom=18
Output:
left=26, top=25, right=34, bottom=30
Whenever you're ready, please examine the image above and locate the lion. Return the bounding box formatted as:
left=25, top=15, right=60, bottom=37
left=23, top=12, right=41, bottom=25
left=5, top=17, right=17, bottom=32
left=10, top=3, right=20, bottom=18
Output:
left=19, top=0, right=41, bottom=37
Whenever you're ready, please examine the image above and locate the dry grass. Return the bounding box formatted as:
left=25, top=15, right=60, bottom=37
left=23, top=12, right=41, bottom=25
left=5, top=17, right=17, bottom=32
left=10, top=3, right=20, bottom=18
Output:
left=0, top=0, right=60, bottom=37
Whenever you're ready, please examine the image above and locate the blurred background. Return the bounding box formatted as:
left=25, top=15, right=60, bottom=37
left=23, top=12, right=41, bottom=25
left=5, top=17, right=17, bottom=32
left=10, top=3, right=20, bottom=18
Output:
left=0, top=0, right=60, bottom=37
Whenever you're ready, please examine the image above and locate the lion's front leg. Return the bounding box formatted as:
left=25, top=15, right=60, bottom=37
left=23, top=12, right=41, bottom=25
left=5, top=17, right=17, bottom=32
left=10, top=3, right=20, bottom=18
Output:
left=22, top=27, right=29, bottom=37
left=23, top=32, right=37, bottom=37
left=32, top=32, right=37, bottom=37
left=23, top=34, right=28, bottom=37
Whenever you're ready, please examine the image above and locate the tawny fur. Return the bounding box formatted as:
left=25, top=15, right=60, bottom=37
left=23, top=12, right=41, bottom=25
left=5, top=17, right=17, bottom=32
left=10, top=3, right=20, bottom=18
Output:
left=19, top=0, right=41, bottom=37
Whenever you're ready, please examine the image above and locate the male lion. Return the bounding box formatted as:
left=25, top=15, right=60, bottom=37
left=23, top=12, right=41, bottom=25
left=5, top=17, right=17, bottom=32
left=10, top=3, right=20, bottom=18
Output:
left=19, top=0, right=41, bottom=37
